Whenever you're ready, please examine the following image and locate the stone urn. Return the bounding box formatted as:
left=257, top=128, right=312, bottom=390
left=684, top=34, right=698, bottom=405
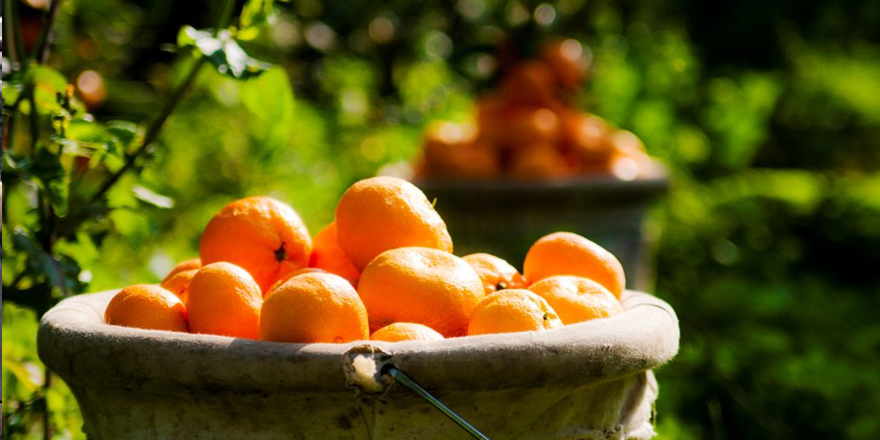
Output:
left=415, top=170, right=669, bottom=291
left=38, top=289, right=679, bottom=440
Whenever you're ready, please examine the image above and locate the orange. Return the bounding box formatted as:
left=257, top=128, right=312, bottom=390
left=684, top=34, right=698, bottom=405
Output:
left=425, top=140, right=501, bottom=179
left=539, top=39, right=590, bottom=90
left=104, top=284, right=188, bottom=332
left=423, top=121, right=476, bottom=150
left=508, top=143, right=571, bottom=179
left=560, top=111, right=613, bottom=163
left=607, top=154, right=642, bottom=181
left=371, top=322, right=444, bottom=342
left=475, top=95, right=504, bottom=141
left=498, top=107, right=562, bottom=149
left=422, top=123, right=501, bottom=179
left=611, top=129, right=646, bottom=156
left=523, top=232, right=626, bottom=298
left=528, top=276, right=624, bottom=324
left=467, top=289, right=562, bottom=336
left=199, top=197, right=311, bottom=293
left=335, top=177, right=453, bottom=271
left=162, top=258, right=201, bottom=284
left=309, top=222, right=360, bottom=286
left=462, top=253, right=526, bottom=295
left=260, top=272, right=369, bottom=343
left=159, top=268, right=198, bottom=303
left=357, top=247, right=484, bottom=337
left=264, top=268, right=328, bottom=298
left=186, top=262, right=263, bottom=339
left=478, top=101, right=561, bottom=150
left=499, top=61, right=559, bottom=107
left=608, top=130, right=653, bottom=180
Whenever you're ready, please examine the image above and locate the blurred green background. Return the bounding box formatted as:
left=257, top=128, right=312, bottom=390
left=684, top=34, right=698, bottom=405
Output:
left=3, top=0, right=880, bottom=439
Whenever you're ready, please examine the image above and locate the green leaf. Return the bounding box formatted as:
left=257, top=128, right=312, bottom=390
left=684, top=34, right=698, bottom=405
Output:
left=57, top=119, right=114, bottom=156
left=238, top=0, right=275, bottom=40
left=0, top=359, right=38, bottom=393
left=28, top=65, right=68, bottom=92
left=2, top=81, right=23, bottom=107
left=240, top=66, right=295, bottom=121
left=10, top=229, right=83, bottom=295
left=177, top=26, right=272, bottom=79
left=2, top=150, right=30, bottom=173
left=27, top=65, right=70, bottom=116
left=31, top=148, right=70, bottom=216
left=132, top=185, right=174, bottom=208
left=105, top=120, right=140, bottom=152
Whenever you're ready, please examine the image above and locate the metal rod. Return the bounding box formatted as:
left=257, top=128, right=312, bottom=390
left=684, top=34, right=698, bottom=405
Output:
left=387, top=367, right=491, bottom=440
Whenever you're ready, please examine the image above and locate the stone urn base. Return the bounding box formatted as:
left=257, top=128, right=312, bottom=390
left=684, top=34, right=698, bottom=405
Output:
left=38, top=290, right=679, bottom=440
left=415, top=171, right=669, bottom=291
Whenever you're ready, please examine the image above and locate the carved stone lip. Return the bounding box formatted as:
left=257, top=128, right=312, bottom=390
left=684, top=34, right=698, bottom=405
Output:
left=413, top=165, right=670, bottom=202
left=38, top=289, right=679, bottom=394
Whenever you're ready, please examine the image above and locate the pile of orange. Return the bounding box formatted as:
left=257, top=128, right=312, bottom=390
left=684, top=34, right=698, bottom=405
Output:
left=105, top=176, right=626, bottom=342
left=416, top=38, right=654, bottom=181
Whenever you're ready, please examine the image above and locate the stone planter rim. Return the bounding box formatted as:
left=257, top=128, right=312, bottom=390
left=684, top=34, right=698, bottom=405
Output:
left=38, top=289, right=679, bottom=395
left=413, top=164, right=670, bottom=199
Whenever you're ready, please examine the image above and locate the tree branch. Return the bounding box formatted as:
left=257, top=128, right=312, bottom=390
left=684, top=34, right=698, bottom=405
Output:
left=2, top=0, right=26, bottom=67
left=88, top=55, right=208, bottom=203
left=32, top=0, right=62, bottom=64
left=88, top=0, right=238, bottom=203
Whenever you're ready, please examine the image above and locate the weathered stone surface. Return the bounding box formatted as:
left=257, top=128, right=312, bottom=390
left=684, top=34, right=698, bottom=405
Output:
left=39, top=289, right=678, bottom=440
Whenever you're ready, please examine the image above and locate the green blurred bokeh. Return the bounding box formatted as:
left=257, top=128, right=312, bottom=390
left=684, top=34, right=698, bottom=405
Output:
left=3, top=0, right=880, bottom=439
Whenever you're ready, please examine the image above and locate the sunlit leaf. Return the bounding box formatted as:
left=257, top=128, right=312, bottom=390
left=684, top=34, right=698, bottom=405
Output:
left=238, top=0, right=275, bottom=40
left=27, top=65, right=70, bottom=116
left=2, top=150, right=29, bottom=173
left=105, top=121, right=139, bottom=153
left=1, top=359, right=38, bottom=393
left=177, top=26, right=272, bottom=79
left=57, top=119, right=115, bottom=156
left=132, top=185, right=174, bottom=208
left=31, top=148, right=70, bottom=216
left=2, top=81, right=23, bottom=107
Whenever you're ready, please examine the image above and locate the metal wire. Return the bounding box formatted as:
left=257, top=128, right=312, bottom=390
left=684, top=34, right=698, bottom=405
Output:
left=386, top=367, right=491, bottom=440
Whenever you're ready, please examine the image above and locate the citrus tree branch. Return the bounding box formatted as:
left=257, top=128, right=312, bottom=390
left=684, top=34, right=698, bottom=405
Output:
left=88, top=0, right=238, bottom=204
left=2, top=0, right=26, bottom=66
left=88, top=55, right=208, bottom=203
left=31, top=0, right=62, bottom=64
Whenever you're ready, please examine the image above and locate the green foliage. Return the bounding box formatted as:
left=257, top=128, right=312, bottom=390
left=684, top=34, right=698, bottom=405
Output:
left=3, top=303, right=85, bottom=440
left=4, top=0, right=880, bottom=439
left=2, top=0, right=277, bottom=436
left=178, top=26, right=272, bottom=79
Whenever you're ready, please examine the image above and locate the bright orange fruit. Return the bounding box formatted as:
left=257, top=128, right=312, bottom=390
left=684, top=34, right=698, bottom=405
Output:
left=162, top=258, right=201, bottom=285
left=309, top=222, right=360, bottom=286
left=528, top=275, right=624, bottom=324
left=335, top=177, right=453, bottom=271
left=186, top=262, right=263, bottom=339
left=560, top=111, right=614, bottom=163
left=467, top=289, right=562, bottom=336
left=263, top=268, right=328, bottom=298
left=260, top=272, right=369, bottom=343
left=508, top=143, right=571, bottom=179
left=424, top=135, right=501, bottom=179
left=539, top=39, right=590, bottom=90
left=104, top=284, right=188, bottom=333
left=499, top=61, right=559, bottom=107
left=498, top=107, right=562, bottom=149
left=523, top=232, right=626, bottom=298
left=159, top=268, right=198, bottom=304
left=371, top=322, right=445, bottom=342
left=199, top=197, right=311, bottom=293
left=357, top=247, right=484, bottom=337
left=462, top=253, right=526, bottom=295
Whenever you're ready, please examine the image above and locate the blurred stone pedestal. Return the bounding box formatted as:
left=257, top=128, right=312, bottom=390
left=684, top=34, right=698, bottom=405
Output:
left=415, top=171, right=668, bottom=291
